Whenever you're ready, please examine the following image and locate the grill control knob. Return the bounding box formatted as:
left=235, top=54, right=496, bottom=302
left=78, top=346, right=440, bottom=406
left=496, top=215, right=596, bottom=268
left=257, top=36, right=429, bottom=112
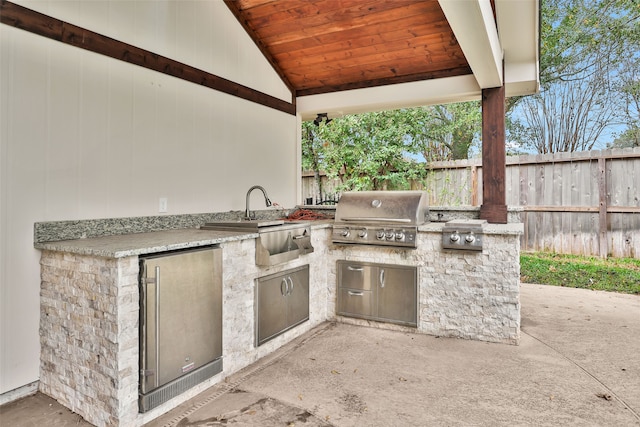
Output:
left=395, top=230, right=405, bottom=241
left=450, top=233, right=460, bottom=242
left=340, top=228, right=350, bottom=237
left=465, top=233, right=475, bottom=243
left=385, top=230, right=395, bottom=240
left=358, top=228, right=368, bottom=238
left=376, top=229, right=386, bottom=240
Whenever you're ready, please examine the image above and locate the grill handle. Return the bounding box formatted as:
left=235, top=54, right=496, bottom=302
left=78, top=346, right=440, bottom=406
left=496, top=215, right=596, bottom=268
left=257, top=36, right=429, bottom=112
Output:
left=340, top=217, right=412, bottom=223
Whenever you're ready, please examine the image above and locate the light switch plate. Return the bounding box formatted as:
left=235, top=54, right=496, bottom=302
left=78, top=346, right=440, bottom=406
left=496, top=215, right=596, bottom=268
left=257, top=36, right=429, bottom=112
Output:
left=159, top=197, right=168, bottom=213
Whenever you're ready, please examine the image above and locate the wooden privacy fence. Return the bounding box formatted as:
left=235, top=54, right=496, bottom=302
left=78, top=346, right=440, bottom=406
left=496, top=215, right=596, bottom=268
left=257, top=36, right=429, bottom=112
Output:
left=302, top=147, right=640, bottom=258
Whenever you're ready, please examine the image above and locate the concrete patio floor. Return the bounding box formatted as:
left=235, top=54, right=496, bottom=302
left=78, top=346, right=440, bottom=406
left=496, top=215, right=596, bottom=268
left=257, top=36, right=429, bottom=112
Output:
left=2, top=283, right=639, bottom=426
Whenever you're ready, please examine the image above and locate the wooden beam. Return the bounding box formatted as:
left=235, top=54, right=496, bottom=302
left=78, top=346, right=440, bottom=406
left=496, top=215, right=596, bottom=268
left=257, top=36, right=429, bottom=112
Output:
left=295, top=66, right=472, bottom=97
left=521, top=205, right=640, bottom=214
left=0, top=0, right=296, bottom=115
left=480, top=84, right=507, bottom=223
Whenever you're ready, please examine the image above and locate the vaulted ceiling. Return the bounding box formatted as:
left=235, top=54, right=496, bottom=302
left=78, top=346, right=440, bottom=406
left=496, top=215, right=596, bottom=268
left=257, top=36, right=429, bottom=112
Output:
left=225, top=0, right=539, bottom=120
left=225, top=0, right=471, bottom=97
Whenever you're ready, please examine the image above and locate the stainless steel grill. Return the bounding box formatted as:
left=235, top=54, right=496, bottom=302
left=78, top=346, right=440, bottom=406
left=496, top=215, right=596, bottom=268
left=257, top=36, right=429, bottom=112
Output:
left=332, top=191, right=429, bottom=248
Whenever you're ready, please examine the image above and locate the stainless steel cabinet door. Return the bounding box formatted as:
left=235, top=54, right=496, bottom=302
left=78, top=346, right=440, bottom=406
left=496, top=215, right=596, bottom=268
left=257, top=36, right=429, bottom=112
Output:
left=376, top=265, right=417, bottom=326
left=256, top=273, right=289, bottom=346
left=337, top=261, right=417, bottom=327
left=286, top=266, right=310, bottom=328
left=256, top=264, right=310, bottom=346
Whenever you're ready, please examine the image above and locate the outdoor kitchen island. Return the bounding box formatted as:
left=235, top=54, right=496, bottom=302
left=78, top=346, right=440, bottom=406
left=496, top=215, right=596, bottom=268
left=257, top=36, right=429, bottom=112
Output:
left=34, top=211, right=522, bottom=427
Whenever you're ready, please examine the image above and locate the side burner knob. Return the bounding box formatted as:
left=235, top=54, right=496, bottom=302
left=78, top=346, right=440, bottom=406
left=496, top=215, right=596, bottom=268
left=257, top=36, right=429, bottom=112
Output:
left=340, top=228, right=350, bottom=237
left=465, top=233, right=475, bottom=243
left=450, top=233, right=460, bottom=242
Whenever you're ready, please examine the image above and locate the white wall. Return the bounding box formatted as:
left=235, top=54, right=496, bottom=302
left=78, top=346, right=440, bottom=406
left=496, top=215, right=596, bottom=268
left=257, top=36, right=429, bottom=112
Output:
left=0, top=1, right=297, bottom=395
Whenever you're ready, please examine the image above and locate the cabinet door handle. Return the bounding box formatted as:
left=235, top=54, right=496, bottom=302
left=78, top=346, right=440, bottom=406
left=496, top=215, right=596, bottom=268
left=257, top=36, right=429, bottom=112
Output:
left=379, top=268, right=385, bottom=288
left=347, top=290, right=364, bottom=296
left=280, top=278, right=288, bottom=296
left=287, top=277, right=294, bottom=295
left=347, top=265, right=363, bottom=271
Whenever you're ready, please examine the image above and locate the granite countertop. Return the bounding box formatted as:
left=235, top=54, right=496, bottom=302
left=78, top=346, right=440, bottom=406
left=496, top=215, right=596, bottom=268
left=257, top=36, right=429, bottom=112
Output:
left=34, top=221, right=335, bottom=258
left=34, top=228, right=257, bottom=258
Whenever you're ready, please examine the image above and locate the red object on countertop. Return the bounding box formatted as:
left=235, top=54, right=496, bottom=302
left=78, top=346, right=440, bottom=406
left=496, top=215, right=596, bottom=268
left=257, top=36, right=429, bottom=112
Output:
left=284, top=208, right=332, bottom=221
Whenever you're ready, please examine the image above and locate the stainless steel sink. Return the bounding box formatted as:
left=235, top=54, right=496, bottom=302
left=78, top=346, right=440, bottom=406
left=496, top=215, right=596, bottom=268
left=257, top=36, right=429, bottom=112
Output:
left=200, top=220, right=314, bottom=266
left=200, top=219, right=285, bottom=231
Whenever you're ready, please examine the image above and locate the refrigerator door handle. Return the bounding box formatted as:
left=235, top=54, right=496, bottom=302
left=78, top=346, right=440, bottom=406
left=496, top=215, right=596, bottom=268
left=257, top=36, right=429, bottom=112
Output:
left=154, top=265, right=160, bottom=389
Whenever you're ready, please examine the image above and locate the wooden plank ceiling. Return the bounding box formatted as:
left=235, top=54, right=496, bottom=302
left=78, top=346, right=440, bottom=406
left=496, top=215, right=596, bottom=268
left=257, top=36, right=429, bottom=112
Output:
left=225, top=0, right=472, bottom=97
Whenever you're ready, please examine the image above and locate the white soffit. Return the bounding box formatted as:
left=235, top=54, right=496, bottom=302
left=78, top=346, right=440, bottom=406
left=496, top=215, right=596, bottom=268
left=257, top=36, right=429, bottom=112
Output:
left=439, top=0, right=503, bottom=89
left=297, top=75, right=481, bottom=121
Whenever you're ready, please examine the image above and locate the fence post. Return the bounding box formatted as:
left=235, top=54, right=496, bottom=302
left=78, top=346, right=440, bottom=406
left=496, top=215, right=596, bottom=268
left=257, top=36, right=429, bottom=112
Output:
left=471, top=165, right=478, bottom=206
left=598, top=156, right=608, bottom=258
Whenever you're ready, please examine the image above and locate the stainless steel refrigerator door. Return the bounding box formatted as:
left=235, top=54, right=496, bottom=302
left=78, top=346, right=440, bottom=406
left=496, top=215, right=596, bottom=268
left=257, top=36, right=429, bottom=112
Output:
left=140, top=247, right=222, bottom=394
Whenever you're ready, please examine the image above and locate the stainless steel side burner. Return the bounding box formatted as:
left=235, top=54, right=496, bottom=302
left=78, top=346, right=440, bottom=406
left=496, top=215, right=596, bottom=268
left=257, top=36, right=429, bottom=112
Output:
left=332, top=191, right=429, bottom=248
left=442, top=219, right=486, bottom=251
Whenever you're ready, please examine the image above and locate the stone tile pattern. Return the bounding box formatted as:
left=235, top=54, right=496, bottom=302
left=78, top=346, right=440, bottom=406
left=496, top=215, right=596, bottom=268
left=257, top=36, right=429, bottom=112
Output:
left=39, top=251, right=139, bottom=427
left=328, top=230, right=521, bottom=345
left=221, top=230, right=331, bottom=375
left=37, top=231, right=331, bottom=427
left=36, top=223, right=519, bottom=427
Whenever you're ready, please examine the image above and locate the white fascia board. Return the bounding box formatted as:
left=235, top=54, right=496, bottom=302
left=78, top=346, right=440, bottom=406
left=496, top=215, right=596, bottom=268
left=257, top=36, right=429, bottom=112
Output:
left=505, top=61, right=540, bottom=97
left=297, top=75, right=481, bottom=121
left=497, top=0, right=540, bottom=96
left=438, top=0, right=503, bottom=88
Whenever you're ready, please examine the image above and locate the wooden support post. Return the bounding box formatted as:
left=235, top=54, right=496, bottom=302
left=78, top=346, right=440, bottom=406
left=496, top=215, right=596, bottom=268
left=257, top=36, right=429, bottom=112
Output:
left=480, top=85, right=507, bottom=223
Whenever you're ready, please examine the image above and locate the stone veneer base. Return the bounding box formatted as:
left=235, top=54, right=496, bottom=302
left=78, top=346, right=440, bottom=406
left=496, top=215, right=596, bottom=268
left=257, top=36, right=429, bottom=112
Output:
left=36, top=212, right=522, bottom=426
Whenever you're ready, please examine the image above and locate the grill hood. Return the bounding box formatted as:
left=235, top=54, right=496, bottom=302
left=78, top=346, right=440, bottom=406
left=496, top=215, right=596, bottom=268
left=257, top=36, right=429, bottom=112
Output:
left=334, top=191, right=429, bottom=226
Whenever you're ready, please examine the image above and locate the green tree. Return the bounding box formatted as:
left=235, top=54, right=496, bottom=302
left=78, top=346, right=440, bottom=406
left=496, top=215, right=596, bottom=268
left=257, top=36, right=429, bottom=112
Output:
left=301, top=102, right=482, bottom=192
left=510, top=0, right=639, bottom=153
left=315, top=110, right=423, bottom=191
left=408, top=102, right=481, bottom=161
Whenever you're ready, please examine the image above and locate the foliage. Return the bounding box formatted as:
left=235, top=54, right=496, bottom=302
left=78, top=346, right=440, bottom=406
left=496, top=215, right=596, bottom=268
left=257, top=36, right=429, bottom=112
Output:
left=313, top=110, right=422, bottom=191
left=608, top=127, right=640, bottom=148
left=408, top=102, right=481, bottom=161
left=511, top=0, right=640, bottom=153
left=520, top=252, right=640, bottom=294
left=301, top=103, right=481, bottom=192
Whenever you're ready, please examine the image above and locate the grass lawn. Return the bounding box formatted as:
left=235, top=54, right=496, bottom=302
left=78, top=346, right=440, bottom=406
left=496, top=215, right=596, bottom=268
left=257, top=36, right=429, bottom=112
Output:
left=520, top=252, right=640, bottom=295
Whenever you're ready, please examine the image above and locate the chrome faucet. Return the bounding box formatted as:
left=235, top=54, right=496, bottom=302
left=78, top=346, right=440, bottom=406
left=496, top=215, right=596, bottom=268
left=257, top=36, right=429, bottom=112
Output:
left=245, top=185, right=272, bottom=220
